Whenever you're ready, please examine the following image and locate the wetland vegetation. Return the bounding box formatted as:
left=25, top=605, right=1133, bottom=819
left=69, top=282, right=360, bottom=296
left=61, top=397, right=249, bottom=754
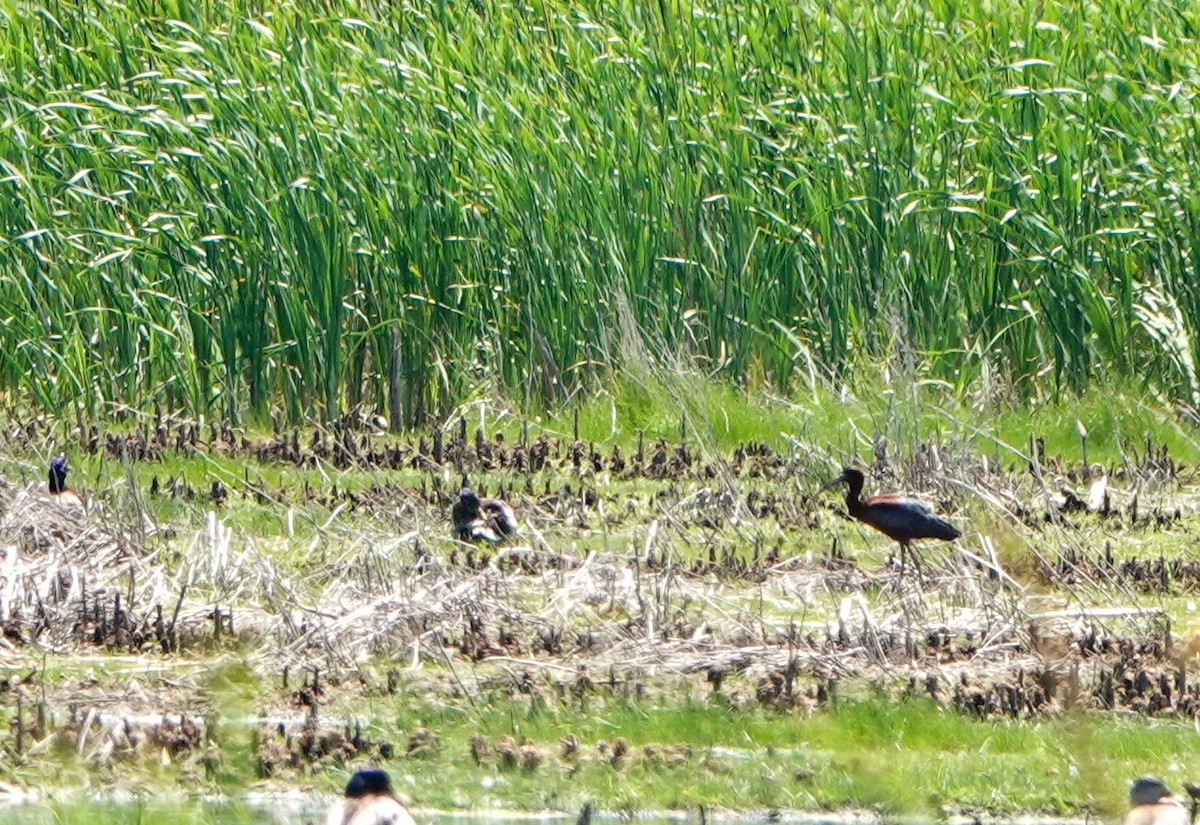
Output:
left=6, top=0, right=1200, bottom=821
left=1, top=392, right=1200, bottom=822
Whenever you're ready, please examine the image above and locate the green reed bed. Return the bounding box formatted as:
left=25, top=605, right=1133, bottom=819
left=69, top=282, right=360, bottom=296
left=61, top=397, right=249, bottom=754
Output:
left=2, top=0, right=1200, bottom=423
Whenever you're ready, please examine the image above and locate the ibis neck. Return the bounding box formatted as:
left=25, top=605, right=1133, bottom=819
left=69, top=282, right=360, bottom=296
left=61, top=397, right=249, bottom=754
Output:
left=49, top=469, right=65, bottom=494
left=843, top=477, right=865, bottom=508
left=845, top=493, right=869, bottom=519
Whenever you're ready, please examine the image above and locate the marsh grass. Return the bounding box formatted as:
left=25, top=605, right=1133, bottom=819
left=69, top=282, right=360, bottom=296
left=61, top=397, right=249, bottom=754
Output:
left=3, top=373, right=1198, bottom=596
left=7, top=688, right=1200, bottom=818
left=7, top=372, right=1196, bottom=511
left=5, top=801, right=269, bottom=825
left=3, top=0, right=1200, bottom=423
left=550, top=375, right=1200, bottom=471
left=296, top=694, right=1200, bottom=814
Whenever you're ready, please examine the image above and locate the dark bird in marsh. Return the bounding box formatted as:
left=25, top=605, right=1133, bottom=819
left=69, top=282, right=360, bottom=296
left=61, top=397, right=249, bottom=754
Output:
left=1124, top=777, right=1194, bottom=825
left=826, top=465, right=960, bottom=572
left=48, top=456, right=85, bottom=512
left=452, top=488, right=518, bottom=543
left=326, top=768, right=415, bottom=825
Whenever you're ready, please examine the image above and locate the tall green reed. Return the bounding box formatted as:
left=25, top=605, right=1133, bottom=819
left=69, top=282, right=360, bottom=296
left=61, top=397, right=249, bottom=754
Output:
left=1, top=0, right=1200, bottom=425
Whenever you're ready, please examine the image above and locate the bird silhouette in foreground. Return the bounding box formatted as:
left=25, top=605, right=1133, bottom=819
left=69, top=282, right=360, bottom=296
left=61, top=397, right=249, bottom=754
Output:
left=1124, top=777, right=1195, bottom=825
left=452, top=488, right=518, bottom=543
left=48, top=456, right=85, bottom=512
left=326, top=768, right=416, bottom=825
left=827, top=465, right=960, bottom=574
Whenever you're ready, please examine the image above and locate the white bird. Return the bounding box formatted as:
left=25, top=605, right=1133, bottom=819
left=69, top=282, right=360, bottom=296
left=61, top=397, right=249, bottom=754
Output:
left=1087, top=464, right=1109, bottom=513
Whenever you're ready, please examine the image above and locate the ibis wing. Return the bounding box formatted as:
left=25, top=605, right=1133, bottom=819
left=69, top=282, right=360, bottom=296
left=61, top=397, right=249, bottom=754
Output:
left=863, top=497, right=960, bottom=542
left=866, top=494, right=932, bottom=514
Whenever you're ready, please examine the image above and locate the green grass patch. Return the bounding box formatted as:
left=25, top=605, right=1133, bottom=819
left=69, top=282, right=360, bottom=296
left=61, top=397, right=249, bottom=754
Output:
left=350, top=693, right=1200, bottom=815
left=5, top=801, right=269, bottom=825
left=10, top=683, right=1194, bottom=819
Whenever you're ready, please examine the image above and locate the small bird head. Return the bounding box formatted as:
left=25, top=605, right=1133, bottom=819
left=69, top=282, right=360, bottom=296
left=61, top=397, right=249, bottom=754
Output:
left=1131, top=777, right=1174, bottom=806
left=822, top=465, right=865, bottom=491
left=345, top=767, right=395, bottom=799
left=838, top=466, right=865, bottom=487
left=458, top=488, right=480, bottom=507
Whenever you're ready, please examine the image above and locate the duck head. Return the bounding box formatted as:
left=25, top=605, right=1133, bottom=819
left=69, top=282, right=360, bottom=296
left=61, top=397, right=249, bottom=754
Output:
left=345, top=767, right=395, bottom=799
left=457, top=488, right=481, bottom=514
left=1131, top=777, right=1174, bottom=806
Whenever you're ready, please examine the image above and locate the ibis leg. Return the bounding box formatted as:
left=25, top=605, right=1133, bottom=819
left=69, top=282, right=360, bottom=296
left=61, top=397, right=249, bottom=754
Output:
left=899, top=543, right=925, bottom=585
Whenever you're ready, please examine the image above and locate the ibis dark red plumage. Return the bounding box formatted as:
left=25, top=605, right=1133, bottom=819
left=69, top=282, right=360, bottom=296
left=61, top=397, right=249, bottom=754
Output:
left=829, top=466, right=960, bottom=571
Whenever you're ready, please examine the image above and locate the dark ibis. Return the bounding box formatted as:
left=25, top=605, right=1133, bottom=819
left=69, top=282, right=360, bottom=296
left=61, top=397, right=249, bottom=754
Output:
left=326, top=768, right=415, bottom=825
left=827, top=465, right=960, bottom=572
left=452, top=488, right=518, bottom=543
left=1124, top=777, right=1192, bottom=825
left=48, top=456, right=85, bottom=512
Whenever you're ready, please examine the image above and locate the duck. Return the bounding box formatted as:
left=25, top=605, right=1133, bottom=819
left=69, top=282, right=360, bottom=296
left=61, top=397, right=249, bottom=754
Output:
left=1124, top=777, right=1192, bottom=825
left=48, top=456, right=85, bottom=512
left=826, top=465, right=959, bottom=572
left=326, top=768, right=415, bottom=825
left=452, top=488, right=518, bottom=543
